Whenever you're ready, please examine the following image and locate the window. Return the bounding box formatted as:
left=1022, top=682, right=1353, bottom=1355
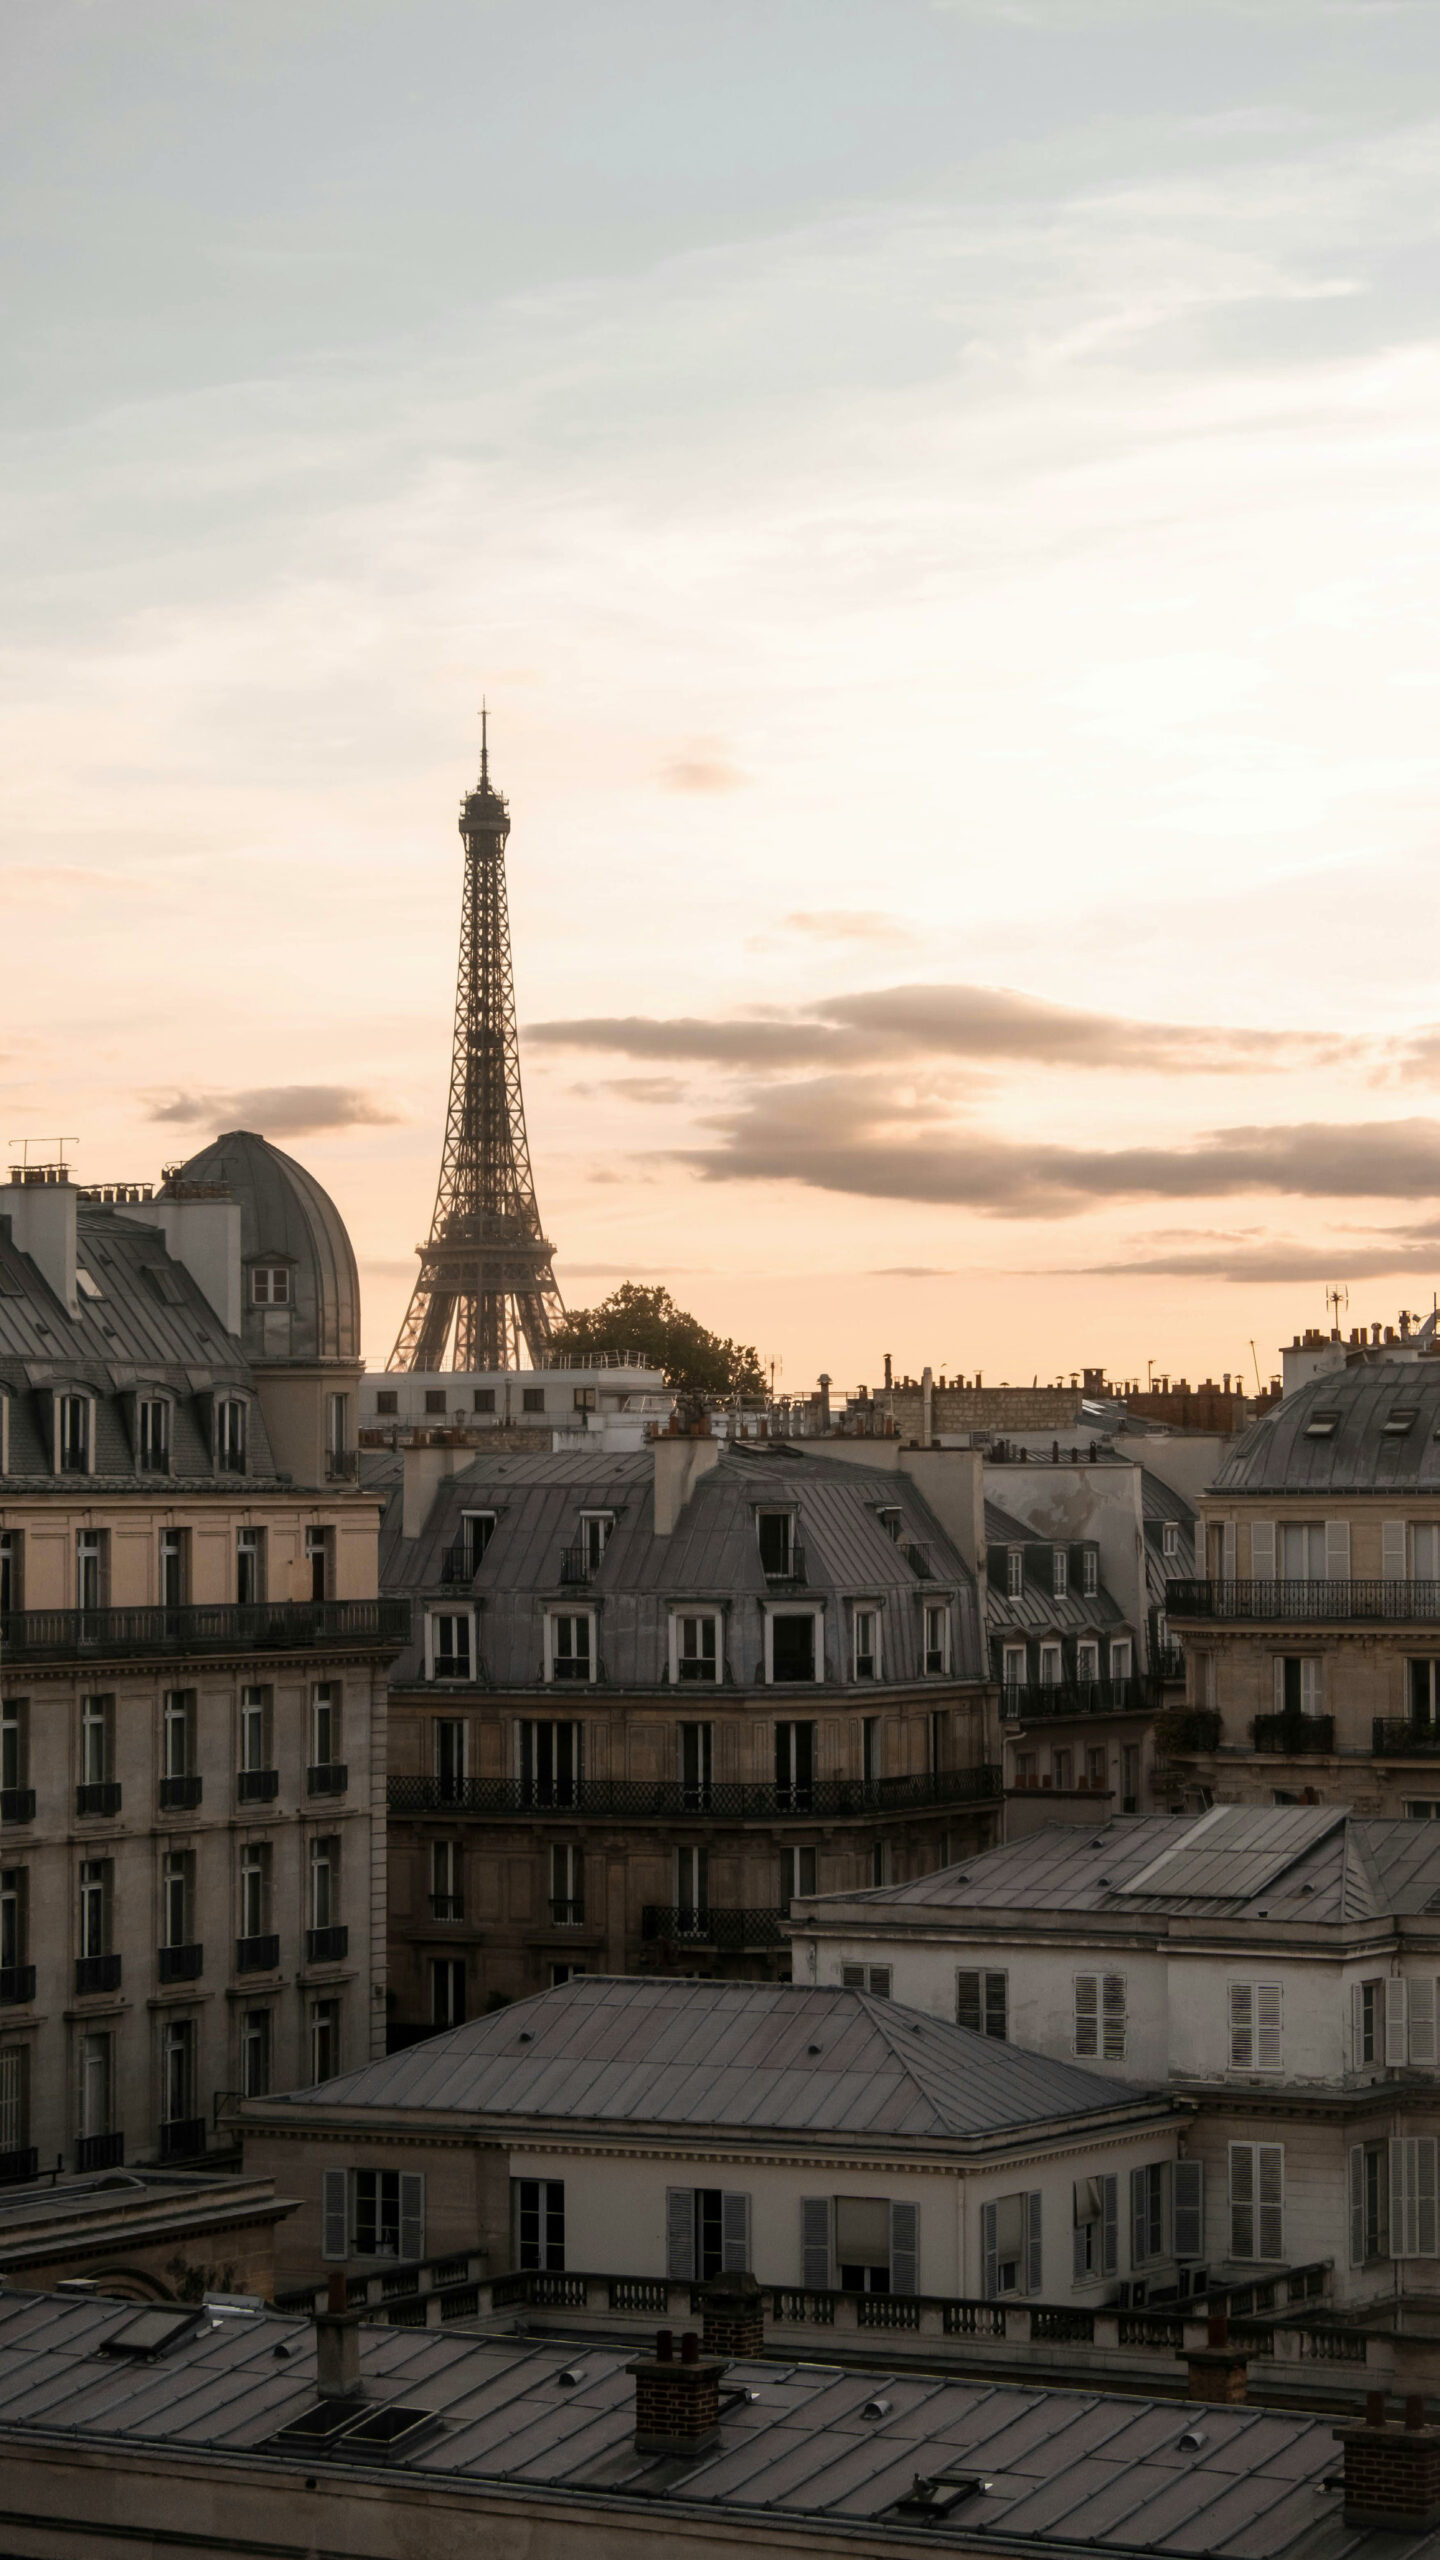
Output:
left=871, top=1843, right=889, bottom=1886
left=161, top=2018, right=194, bottom=2127
left=309, top=1836, right=339, bottom=1931
left=1002, top=1644, right=1026, bottom=1690
left=667, top=2188, right=752, bottom=2279
left=769, top=1612, right=819, bottom=1682
left=473, top=1389, right=495, bottom=1414
left=1038, top=1642, right=1062, bottom=1688
left=775, top=1720, right=816, bottom=1811
left=1162, top=1522, right=1181, bottom=1563
left=515, top=2177, right=565, bottom=2269
left=1388, top=2138, right=1439, bottom=2261
left=0, top=1531, right=19, bottom=1616
left=79, top=2031, right=111, bottom=2140
left=521, top=1388, right=546, bottom=1414
left=861, top=1716, right=880, bottom=1783
left=161, top=1851, right=194, bottom=1950
left=551, top=1962, right=586, bottom=1986
left=1082, top=1547, right=1099, bottom=1596
left=80, top=1695, right=113, bottom=1786
left=76, top=1531, right=106, bottom=1612
left=1073, top=2174, right=1118, bottom=2283
left=674, top=1613, right=720, bottom=1684
left=675, top=1844, right=707, bottom=1925
left=876, top=1507, right=902, bottom=1542
left=250, top=1266, right=290, bottom=1305
left=137, top=1398, right=170, bottom=1473
left=957, top=1970, right=1008, bottom=2039
left=1409, top=1659, right=1440, bottom=1729
left=852, top=1608, right=878, bottom=1680
left=1074, top=1973, right=1126, bottom=2060
left=0, top=2046, right=26, bottom=2157
left=547, top=1613, right=595, bottom=1683
left=1131, top=2163, right=1167, bottom=2266
left=1122, top=1743, right=1139, bottom=1813
left=1076, top=1639, right=1100, bottom=1685
left=577, top=1512, right=613, bottom=1572
left=1229, top=1981, right=1283, bottom=2071
left=1275, top=1656, right=1323, bottom=1715
left=428, top=1612, right=474, bottom=1681
left=829, top=2196, right=919, bottom=2296
left=1006, top=1548, right=1024, bottom=1599
left=784, top=1845, right=818, bottom=1906
left=1304, top=1411, right=1339, bottom=1440
left=1386, top=1408, right=1419, bottom=1438
left=924, top=1603, right=949, bottom=1676
left=981, top=2192, right=1040, bottom=2297
left=235, top=1529, right=265, bottom=1605
left=1051, top=1547, right=1069, bottom=1600
left=310, top=1997, right=340, bottom=2084
left=432, top=1957, right=466, bottom=2027
left=354, top=2169, right=425, bottom=2260
left=241, top=2009, right=272, bottom=2099
left=841, top=1963, right=892, bottom=1997
left=551, top=1842, right=584, bottom=1924
left=158, top=1529, right=186, bottom=1609
left=1109, top=1638, right=1133, bottom=1680
left=1349, top=2141, right=1389, bottom=2264
left=1414, top=1526, right=1440, bottom=1581
left=679, top=1721, right=713, bottom=1809
left=239, top=1687, right=271, bottom=1781
left=433, top=1717, right=469, bottom=1797
left=375, top=1390, right=398, bottom=1416
left=1013, top=1749, right=1038, bottom=1787
left=1353, top=1977, right=1437, bottom=2069
left=424, top=1390, right=447, bottom=1416
left=518, top=1720, right=583, bottom=1808
left=1085, top=1745, right=1106, bottom=1790
left=305, top=1528, right=330, bottom=1602
left=0, top=1867, right=26, bottom=1973
left=216, top=1399, right=247, bottom=1472
left=757, top=1512, right=795, bottom=1577
left=431, top=1839, right=462, bottom=1919
left=325, top=1393, right=348, bottom=1459
left=58, top=1395, right=91, bottom=1474
left=1, top=1699, right=26, bottom=1800
left=238, top=1842, right=271, bottom=1940
left=1229, top=2142, right=1284, bottom=2261
left=162, top=1689, right=193, bottom=1784
left=459, top=1511, right=496, bottom=1570
left=1052, top=1748, right=1073, bottom=1790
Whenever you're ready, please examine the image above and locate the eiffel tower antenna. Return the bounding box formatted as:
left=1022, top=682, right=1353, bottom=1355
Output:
left=387, top=715, right=563, bottom=1372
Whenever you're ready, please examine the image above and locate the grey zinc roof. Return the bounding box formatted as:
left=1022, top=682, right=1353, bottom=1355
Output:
left=173, top=1129, right=360, bottom=1364
left=983, top=1499, right=1124, bottom=1641
left=269, top=1975, right=1165, bottom=2141
left=1214, top=1357, right=1440, bottom=1494
left=0, top=2289, right=1412, bottom=2560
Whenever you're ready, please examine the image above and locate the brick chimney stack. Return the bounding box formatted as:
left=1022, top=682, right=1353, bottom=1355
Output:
left=1337, top=2394, right=1440, bottom=2530
left=627, top=2327, right=726, bottom=2456
left=700, top=2271, right=765, bottom=2360
left=1185, top=2313, right=1249, bottom=2404
left=314, top=2271, right=364, bottom=2400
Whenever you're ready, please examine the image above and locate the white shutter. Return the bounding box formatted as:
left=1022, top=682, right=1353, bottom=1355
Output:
left=1026, top=2191, right=1042, bottom=2296
left=1229, top=1983, right=1254, bottom=2069
left=1410, top=1979, right=1437, bottom=2068
left=1391, top=2139, right=1413, bottom=2260
left=1074, top=1975, right=1099, bottom=2057
left=1419, top=2139, right=1438, bottom=2258
left=1383, top=1522, right=1408, bottom=1580
left=1130, top=2167, right=1147, bottom=2268
left=1173, top=2160, right=1203, bottom=2260
left=667, top=2188, right=696, bottom=2280
left=1325, top=1521, right=1351, bottom=1580
left=1386, top=1979, right=1409, bottom=2068
left=1221, top=1521, right=1237, bottom=1580
left=1101, top=1974, right=1127, bottom=2061
left=322, top=2168, right=348, bottom=2262
left=1349, top=2146, right=1366, bottom=2266
left=1351, top=1981, right=1365, bottom=2069
left=398, top=2173, right=425, bottom=2263
left=1257, top=2144, right=1284, bottom=2261
left=1250, top=1521, right=1275, bottom=1578
left=981, top=2200, right=998, bottom=2299
left=801, top=2197, right=831, bottom=2290
left=890, top=2201, right=919, bottom=2296
left=721, top=2192, right=751, bottom=2273
left=1101, top=2174, right=1119, bottom=2276
left=1229, top=2144, right=1254, bottom=2259
left=1256, top=1985, right=1283, bottom=2072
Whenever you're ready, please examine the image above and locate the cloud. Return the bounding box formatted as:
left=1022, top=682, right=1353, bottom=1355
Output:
left=602, top=1075, right=691, bottom=1104
left=1076, top=1240, right=1440, bottom=1282
left=870, top=1265, right=957, bottom=1277
left=782, top=911, right=917, bottom=948
left=149, top=1084, right=401, bottom=1136
left=657, top=745, right=748, bottom=794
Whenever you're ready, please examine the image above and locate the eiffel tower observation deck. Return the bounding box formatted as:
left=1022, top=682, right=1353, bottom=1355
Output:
left=388, top=715, right=563, bottom=1372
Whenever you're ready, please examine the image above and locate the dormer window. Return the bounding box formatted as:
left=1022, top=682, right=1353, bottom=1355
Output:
left=216, top=1398, right=248, bottom=1473
left=1005, top=1548, right=1024, bottom=1598
left=758, top=1512, right=796, bottom=1578
left=578, top=1512, right=614, bottom=1573
left=1051, top=1547, right=1068, bottom=1600
left=1081, top=1547, right=1099, bottom=1595
left=250, top=1266, right=290, bottom=1306
left=1161, top=1522, right=1180, bottom=1563
left=876, top=1507, right=903, bottom=1543
left=1305, top=1411, right=1339, bottom=1439
left=137, top=1397, right=170, bottom=1474
left=1385, top=1409, right=1418, bottom=1437
left=57, top=1394, right=92, bottom=1475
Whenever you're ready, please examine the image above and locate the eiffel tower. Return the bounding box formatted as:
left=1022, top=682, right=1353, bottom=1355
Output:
left=388, top=715, right=563, bottom=1371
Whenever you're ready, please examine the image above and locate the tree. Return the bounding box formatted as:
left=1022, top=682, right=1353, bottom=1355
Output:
left=547, top=1283, right=764, bottom=1400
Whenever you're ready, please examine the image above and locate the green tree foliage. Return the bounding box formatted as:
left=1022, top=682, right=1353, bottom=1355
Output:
left=548, top=1283, right=764, bottom=1399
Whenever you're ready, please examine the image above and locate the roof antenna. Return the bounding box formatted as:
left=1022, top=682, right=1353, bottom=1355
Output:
left=479, top=697, right=490, bottom=786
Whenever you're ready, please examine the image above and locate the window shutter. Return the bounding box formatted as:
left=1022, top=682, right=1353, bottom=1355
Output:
left=1074, top=1975, right=1099, bottom=2057
left=667, top=2188, right=696, bottom=2281
left=841, top=1964, right=866, bottom=1989
left=1383, top=1522, right=1408, bottom=1580
left=1229, top=2144, right=1254, bottom=2259
left=1391, top=2139, right=1413, bottom=2260
left=1250, top=1521, right=1275, bottom=1578
left=1229, top=1983, right=1254, bottom=2069
left=322, top=2169, right=347, bottom=2262
left=721, top=2192, right=751, bottom=2274
left=1256, top=1985, right=1283, bottom=2072
left=1221, top=1521, right=1237, bottom=1580
left=1173, top=2161, right=1203, bottom=2261
left=986, top=1973, right=1008, bottom=2040
left=1026, top=2191, right=1042, bottom=2297
left=956, top=1970, right=982, bottom=2034
left=1073, top=2218, right=1087, bottom=2285
left=981, top=2201, right=998, bottom=2299
left=398, top=2173, right=425, bottom=2263
left=1101, top=2174, right=1119, bottom=2276
left=1257, top=2144, right=1284, bottom=2262
left=801, top=2197, right=831, bottom=2291
left=1410, top=1979, right=1437, bottom=2068
left=1325, top=1521, right=1351, bottom=1580
left=1130, top=2167, right=1147, bottom=2268
left=1419, top=2139, right=1438, bottom=2259
left=890, top=2201, right=919, bottom=2297
left=1386, top=1979, right=1409, bottom=2068
left=1349, top=2146, right=1366, bottom=2267
left=1101, top=1974, right=1127, bottom=2061
left=1351, top=1982, right=1365, bottom=2071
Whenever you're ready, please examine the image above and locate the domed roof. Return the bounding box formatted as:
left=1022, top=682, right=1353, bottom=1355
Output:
left=1214, top=1356, right=1440, bottom=1494
left=170, top=1131, right=360, bottom=1365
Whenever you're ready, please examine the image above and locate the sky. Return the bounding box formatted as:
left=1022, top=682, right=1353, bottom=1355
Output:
left=6, top=0, right=1440, bottom=1393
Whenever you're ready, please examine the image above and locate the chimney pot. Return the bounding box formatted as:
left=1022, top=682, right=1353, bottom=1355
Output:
left=681, top=2330, right=699, bottom=2365
left=1339, top=2401, right=1440, bottom=2529
left=656, top=2328, right=673, bottom=2362
left=1408, top=2397, right=1427, bottom=2433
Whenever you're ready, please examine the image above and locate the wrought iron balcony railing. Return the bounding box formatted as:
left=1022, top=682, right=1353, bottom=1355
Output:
left=158, top=1942, right=203, bottom=1983
left=1167, top=1578, right=1440, bottom=1624
left=1374, top=1720, right=1440, bottom=1758
left=307, top=1763, right=348, bottom=1796
left=1252, top=1714, right=1335, bottom=1755
left=549, top=1898, right=586, bottom=1926
left=1156, top=1644, right=1187, bottom=1681
left=306, top=1925, right=348, bottom=1964
left=388, top=1765, right=1003, bottom=1823
left=75, top=1782, right=121, bottom=1818
left=158, top=1774, right=202, bottom=1812
left=0, top=2147, right=37, bottom=2185
left=1154, top=1708, right=1222, bottom=1754
left=642, top=1905, right=787, bottom=1949
left=0, top=1965, right=35, bottom=2005
left=237, top=1769, right=279, bottom=1804
left=429, top=1894, right=464, bottom=1921
left=558, top=1545, right=594, bottom=1587
left=325, top=1449, right=361, bottom=1481
left=0, top=1789, right=35, bottom=1825
left=235, top=1933, right=279, bottom=1973
left=440, top=1542, right=480, bottom=1586
left=159, top=2117, right=206, bottom=2163
left=77, top=2132, right=124, bottom=2172
left=75, top=1954, right=121, bottom=1995
left=0, top=1597, right=410, bottom=1663
left=762, top=1545, right=807, bottom=1586
left=1000, top=1675, right=1160, bottom=1724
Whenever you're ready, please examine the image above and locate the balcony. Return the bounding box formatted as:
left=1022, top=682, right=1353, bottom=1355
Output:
left=558, top=1545, right=594, bottom=1588
left=75, top=1782, right=121, bottom=1818
left=235, top=1933, right=279, bottom=1973
left=306, top=1925, right=348, bottom=1964
left=762, top=1543, right=807, bottom=1588
left=900, top=1540, right=934, bottom=1580
left=1252, top=1714, right=1334, bottom=1755
left=1373, top=1720, right=1440, bottom=1758
left=549, top=1898, right=586, bottom=1926
left=642, top=1906, right=786, bottom=1950
left=237, top=1768, right=279, bottom=1804
left=1154, top=1708, right=1221, bottom=1754
left=440, top=1541, right=480, bottom=1586
left=158, top=1774, right=202, bottom=1812
left=1156, top=1644, right=1187, bottom=1681
left=77, top=2132, right=124, bottom=2172
left=1167, top=1578, right=1440, bottom=1625
left=428, top=1895, right=464, bottom=1921
left=325, top=1448, right=360, bottom=1481
left=75, top=1954, right=121, bottom=1995
left=158, top=1942, right=203, bottom=1984
left=0, top=1789, right=35, bottom=1825
left=0, top=1596, right=411, bottom=1664
left=0, top=1964, right=35, bottom=2005
left=307, top=1763, right=347, bottom=1796
left=1000, top=1675, right=1160, bottom=1724
left=0, top=2147, right=37, bottom=2185
left=159, top=2117, right=207, bottom=2163
left=387, top=1765, right=1004, bottom=1823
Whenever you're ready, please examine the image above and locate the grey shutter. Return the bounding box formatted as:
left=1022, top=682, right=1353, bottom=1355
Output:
left=1025, top=2191, right=1042, bottom=2297
left=1101, top=1974, right=1127, bottom=2060
left=322, top=2168, right=347, bottom=2262
left=667, top=2188, right=696, bottom=2281
left=1383, top=1521, right=1408, bottom=1579
left=1074, top=1975, right=1099, bottom=2057
left=1130, top=2166, right=1146, bottom=2268
left=1173, top=2160, right=1203, bottom=2260
left=1072, top=2217, right=1087, bottom=2286
left=1230, top=2144, right=1254, bottom=2259
left=1101, top=2174, right=1119, bottom=2276
left=981, top=2201, right=998, bottom=2299
left=956, top=1970, right=982, bottom=2033
left=890, top=2202, right=919, bottom=2297
left=1390, top=2140, right=1411, bottom=2261
left=1410, top=1979, right=1437, bottom=2068
left=1249, top=1521, right=1275, bottom=1578
left=1349, top=2146, right=1366, bottom=2267
left=801, top=2197, right=831, bottom=2290
left=721, top=2191, right=751, bottom=2274
left=1326, top=1520, right=1351, bottom=1580
left=1419, top=2139, right=1438, bottom=2259
left=1257, top=2144, right=1284, bottom=2262
left=399, top=2172, right=425, bottom=2264
left=1351, top=1982, right=1365, bottom=2070
left=1386, top=1979, right=1409, bottom=2068
left=1221, top=1520, right=1236, bottom=1580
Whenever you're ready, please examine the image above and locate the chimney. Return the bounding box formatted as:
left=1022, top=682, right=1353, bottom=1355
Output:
left=627, top=2327, right=726, bottom=2456
left=4, top=1168, right=78, bottom=1317
left=128, top=1194, right=243, bottom=1335
left=652, top=1432, right=721, bottom=1535
left=314, top=2272, right=365, bottom=2400
left=1185, top=2313, right=1249, bottom=2404
left=1337, top=2396, right=1440, bottom=2530
left=699, top=2271, right=765, bottom=2360
left=401, top=1441, right=471, bottom=1541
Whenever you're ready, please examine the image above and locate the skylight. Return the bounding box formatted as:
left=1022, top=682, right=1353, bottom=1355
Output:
left=1385, top=1410, right=1418, bottom=1436
left=1304, top=1412, right=1339, bottom=1439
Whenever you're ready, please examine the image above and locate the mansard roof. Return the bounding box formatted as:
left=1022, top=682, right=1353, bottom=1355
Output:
left=171, top=1130, right=360, bottom=1365
left=1214, top=1357, right=1440, bottom=1496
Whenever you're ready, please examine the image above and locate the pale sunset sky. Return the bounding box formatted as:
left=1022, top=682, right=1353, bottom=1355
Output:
left=6, top=0, right=1440, bottom=1392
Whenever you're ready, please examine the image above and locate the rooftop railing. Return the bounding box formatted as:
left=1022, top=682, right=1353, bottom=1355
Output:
left=1000, top=1675, right=1159, bottom=1724
left=387, top=1765, right=1003, bottom=1823
left=0, top=1596, right=410, bottom=1663
left=642, top=1905, right=787, bottom=1949
left=1167, top=1578, right=1440, bottom=1624
left=1252, top=1713, right=1335, bottom=1754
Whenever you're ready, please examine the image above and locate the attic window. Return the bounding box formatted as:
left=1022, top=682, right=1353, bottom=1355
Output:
left=251, top=1266, right=290, bottom=1306
left=1304, top=1412, right=1339, bottom=1439
left=875, top=1507, right=903, bottom=1541
left=75, top=1267, right=103, bottom=1301
left=98, top=2307, right=199, bottom=2359
left=1385, top=1410, right=1418, bottom=1436
left=143, top=1264, right=186, bottom=1307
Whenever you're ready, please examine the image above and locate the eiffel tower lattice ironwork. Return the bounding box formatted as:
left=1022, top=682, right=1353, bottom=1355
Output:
left=388, top=715, right=563, bottom=1372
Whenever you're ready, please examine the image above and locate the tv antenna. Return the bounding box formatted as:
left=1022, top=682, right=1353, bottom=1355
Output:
left=1325, top=1284, right=1349, bottom=1329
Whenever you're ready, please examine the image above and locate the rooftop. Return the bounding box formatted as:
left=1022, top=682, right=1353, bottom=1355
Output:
left=1214, top=1359, right=1440, bottom=1495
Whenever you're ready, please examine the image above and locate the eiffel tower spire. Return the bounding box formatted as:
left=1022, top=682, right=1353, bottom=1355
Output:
left=387, top=719, right=563, bottom=1371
